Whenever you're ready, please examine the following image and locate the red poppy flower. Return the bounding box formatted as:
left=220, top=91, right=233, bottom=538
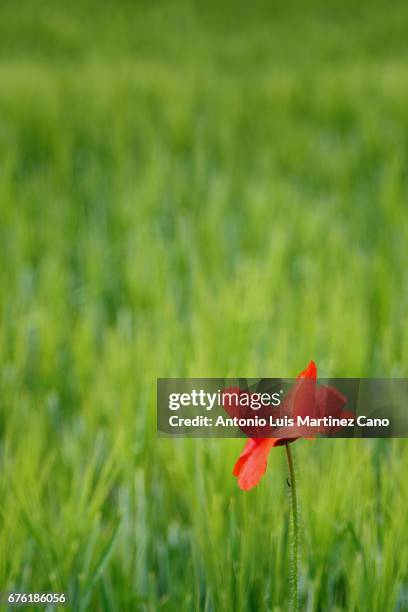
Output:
left=227, top=361, right=351, bottom=490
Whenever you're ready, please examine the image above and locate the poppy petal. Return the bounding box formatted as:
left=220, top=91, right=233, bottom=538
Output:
left=297, top=360, right=317, bottom=380
left=232, top=438, right=259, bottom=476
left=235, top=438, right=277, bottom=490
left=315, top=385, right=347, bottom=419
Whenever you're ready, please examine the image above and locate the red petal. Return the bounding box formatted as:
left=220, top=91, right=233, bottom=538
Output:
left=297, top=360, right=317, bottom=380
left=235, top=439, right=277, bottom=490
left=232, top=438, right=259, bottom=476
left=315, top=385, right=347, bottom=419
left=222, top=387, right=242, bottom=419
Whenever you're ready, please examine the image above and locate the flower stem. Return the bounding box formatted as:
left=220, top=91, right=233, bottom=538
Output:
left=285, top=443, right=299, bottom=611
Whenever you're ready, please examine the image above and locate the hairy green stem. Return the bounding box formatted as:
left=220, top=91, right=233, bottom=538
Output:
left=285, top=443, right=299, bottom=611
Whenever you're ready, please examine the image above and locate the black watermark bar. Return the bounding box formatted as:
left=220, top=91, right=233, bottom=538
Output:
left=157, top=378, right=408, bottom=438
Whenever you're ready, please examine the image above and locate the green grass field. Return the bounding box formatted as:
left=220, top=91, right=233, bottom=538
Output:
left=1, top=0, right=408, bottom=609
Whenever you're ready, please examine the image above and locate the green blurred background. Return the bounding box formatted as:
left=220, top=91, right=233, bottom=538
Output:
left=0, top=0, right=408, bottom=609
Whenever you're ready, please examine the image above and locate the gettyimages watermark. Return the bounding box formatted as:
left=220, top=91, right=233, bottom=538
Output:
left=157, top=378, right=408, bottom=438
